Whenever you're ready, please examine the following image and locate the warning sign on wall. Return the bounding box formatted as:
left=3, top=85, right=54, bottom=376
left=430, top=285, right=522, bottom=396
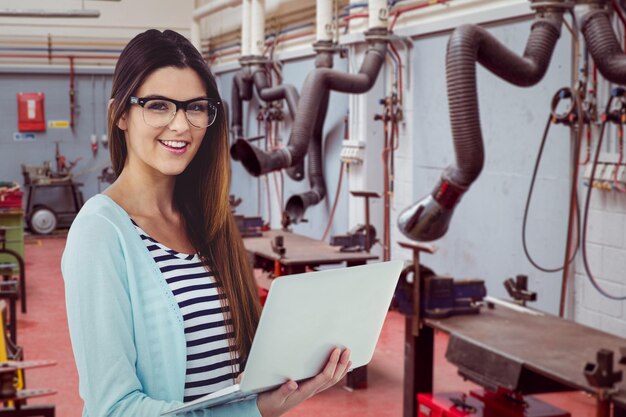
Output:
left=48, top=120, right=70, bottom=128
left=17, top=92, right=46, bottom=132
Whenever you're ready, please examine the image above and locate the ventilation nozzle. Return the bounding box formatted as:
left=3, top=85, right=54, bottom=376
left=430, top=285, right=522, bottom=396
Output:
left=229, top=139, right=292, bottom=177
left=397, top=178, right=465, bottom=242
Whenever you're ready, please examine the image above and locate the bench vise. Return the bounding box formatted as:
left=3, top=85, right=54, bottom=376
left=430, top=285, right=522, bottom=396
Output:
left=422, top=276, right=486, bottom=319
left=395, top=264, right=486, bottom=319
left=330, top=224, right=377, bottom=252
left=234, top=215, right=264, bottom=238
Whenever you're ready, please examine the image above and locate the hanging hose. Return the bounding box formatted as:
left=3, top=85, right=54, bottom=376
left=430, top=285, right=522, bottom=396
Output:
left=581, top=1, right=626, bottom=84
left=230, top=69, right=253, bottom=151
left=231, top=29, right=390, bottom=177
left=397, top=1, right=569, bottom=242
left=582, top=89, right=626, bottom=300
left=281, top=49, right=335, bottom=226
left=522, top=87, right=582, bottom=273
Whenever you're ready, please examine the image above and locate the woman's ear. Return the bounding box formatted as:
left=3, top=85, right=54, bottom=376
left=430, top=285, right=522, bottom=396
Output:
left=117, top=115, right=128, bottom=131
left=109, top=98, right=128, bottom=131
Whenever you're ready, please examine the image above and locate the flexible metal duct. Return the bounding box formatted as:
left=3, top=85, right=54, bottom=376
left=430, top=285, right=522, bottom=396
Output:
left=283, top=51, right=333, bottom=224
left=580, top=0, right=626, bottom=84
left=229, top=69, right=253, bottom=158
left=229, top=65, right=302, bottom=174
left=231, top=28, right=389, bottom=177
left=251, top=69, right=299, bottom=116
left=397, top=0, right=569, bottom=242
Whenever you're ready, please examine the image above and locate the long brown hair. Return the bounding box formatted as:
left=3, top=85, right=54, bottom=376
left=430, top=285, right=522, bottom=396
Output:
left=107, top=29, right=260, bottom=366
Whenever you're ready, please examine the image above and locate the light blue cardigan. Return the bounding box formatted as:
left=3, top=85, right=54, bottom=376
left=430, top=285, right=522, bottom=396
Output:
left=62, top=194, right=262, bottom=417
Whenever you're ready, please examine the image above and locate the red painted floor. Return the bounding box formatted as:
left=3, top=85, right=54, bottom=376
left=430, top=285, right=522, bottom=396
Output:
left=15, top=237, right=595, bottom=417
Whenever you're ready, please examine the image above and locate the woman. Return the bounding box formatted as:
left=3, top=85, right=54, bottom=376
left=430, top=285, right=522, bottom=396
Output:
left=62, top=29, right=351, bottom=417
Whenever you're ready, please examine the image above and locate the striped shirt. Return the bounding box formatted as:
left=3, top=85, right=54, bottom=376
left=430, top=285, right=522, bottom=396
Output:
left=132, top=221, right=239, bottom=402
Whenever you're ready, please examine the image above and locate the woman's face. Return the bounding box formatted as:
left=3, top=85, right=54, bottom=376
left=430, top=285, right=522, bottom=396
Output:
left=118, top=66, right=209, bottom=178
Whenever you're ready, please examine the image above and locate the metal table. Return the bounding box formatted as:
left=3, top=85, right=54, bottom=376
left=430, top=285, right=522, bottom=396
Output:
left=243, top=229, right=378, bottom=389
left=413, top=300, right=626, bottom=416
left=243, top=229, right=378, bottom=274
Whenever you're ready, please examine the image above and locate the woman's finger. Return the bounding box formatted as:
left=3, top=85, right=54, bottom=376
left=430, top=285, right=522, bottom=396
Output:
left=318, top=348, right=341, bottom=384
left=332, top=349, right=351, bottom=383
left=318, top=349, right=352, bottom=392
left=296, top=348, right=341, bottom=396
left=257, top=379, right=299, bottom=414
left=277, top=380, right=299, bottom=404
left=316, top=348, right=350, bottom=392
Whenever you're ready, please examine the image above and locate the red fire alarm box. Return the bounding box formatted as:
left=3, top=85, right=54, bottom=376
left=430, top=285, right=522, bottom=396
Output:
left=17, top=92, right=46, bottom=132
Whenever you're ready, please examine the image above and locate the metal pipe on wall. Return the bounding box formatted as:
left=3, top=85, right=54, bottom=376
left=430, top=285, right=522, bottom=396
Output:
left=397, top=0, right=571, bottom=242
left=229, top=0, right=254, bottom=145
left=368, top=0, right=388, bottom=29
left=251, top=0, right=266, bottom=57
left=316, top=0, right=333, bottom=42
left=242, top=0, right=252, bottom=56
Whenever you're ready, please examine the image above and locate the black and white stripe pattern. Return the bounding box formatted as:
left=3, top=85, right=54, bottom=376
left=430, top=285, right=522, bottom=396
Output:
left=132, top=221, right=238, bottom=402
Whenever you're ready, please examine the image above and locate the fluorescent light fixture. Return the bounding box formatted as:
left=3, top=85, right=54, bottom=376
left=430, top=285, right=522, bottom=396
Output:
left=0, top=9, right=100, bottom=18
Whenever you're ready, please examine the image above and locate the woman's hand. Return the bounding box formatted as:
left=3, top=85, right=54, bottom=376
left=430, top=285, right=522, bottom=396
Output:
left=256, top=348, right=352, bottom=417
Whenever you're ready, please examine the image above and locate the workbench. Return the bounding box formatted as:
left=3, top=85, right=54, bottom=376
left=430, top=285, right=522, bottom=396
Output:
left=411, top=300, right=626, bottom=416
left=242, top=229, right=378, bottom=389
left=244, top=229, right=378, bottom=274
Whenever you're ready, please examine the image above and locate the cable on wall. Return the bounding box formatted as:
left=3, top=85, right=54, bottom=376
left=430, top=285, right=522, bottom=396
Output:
left=521, top=87, right=582, bottom=273
left=581, top=89, right=626, bottom=300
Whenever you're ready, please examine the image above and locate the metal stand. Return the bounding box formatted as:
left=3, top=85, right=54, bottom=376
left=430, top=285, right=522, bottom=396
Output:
left=398, top=241, right=437, bottom=417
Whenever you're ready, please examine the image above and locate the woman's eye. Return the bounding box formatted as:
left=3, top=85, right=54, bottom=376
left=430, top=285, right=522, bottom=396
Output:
left=146, top=101, right=171, bottom=112
left=188, top=102, right=208, bottom=113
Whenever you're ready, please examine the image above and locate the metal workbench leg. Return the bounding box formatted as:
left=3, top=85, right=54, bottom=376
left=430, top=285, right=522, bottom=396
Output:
left=346, top=366, right=368, bottom=390
left=404, top=317, right=433, bottom=417
left=614, top=402, right=626, bottom=417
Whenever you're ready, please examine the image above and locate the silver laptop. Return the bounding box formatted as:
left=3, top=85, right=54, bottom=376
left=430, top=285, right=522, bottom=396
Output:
left=161, top=260, right=403, bottom=415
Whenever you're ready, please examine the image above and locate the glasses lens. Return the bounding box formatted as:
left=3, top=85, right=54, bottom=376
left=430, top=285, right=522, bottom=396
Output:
left=142, top=99, right=176, bottom=128
left=186, top=100, right=217, bottom=128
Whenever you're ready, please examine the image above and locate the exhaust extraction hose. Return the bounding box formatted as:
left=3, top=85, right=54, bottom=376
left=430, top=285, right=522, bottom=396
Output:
left=398, top=3, right=567, bottom=242
left=581, top=5, right=626, bottom=84
left=231, top=30, right=389, bottom=177
left=230, top=70, right=253, bottom=157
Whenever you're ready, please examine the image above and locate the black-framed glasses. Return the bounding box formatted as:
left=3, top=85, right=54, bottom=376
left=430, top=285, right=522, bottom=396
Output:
left=129, top=96, right=220, bottom=129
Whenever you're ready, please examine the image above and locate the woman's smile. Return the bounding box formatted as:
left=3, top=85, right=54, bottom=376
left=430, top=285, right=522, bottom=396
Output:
left=158, top=139, right=191, bottom=154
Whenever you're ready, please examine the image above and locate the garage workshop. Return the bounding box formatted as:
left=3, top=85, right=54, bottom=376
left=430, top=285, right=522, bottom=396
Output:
left=0, top=0, right=624, bottom=416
